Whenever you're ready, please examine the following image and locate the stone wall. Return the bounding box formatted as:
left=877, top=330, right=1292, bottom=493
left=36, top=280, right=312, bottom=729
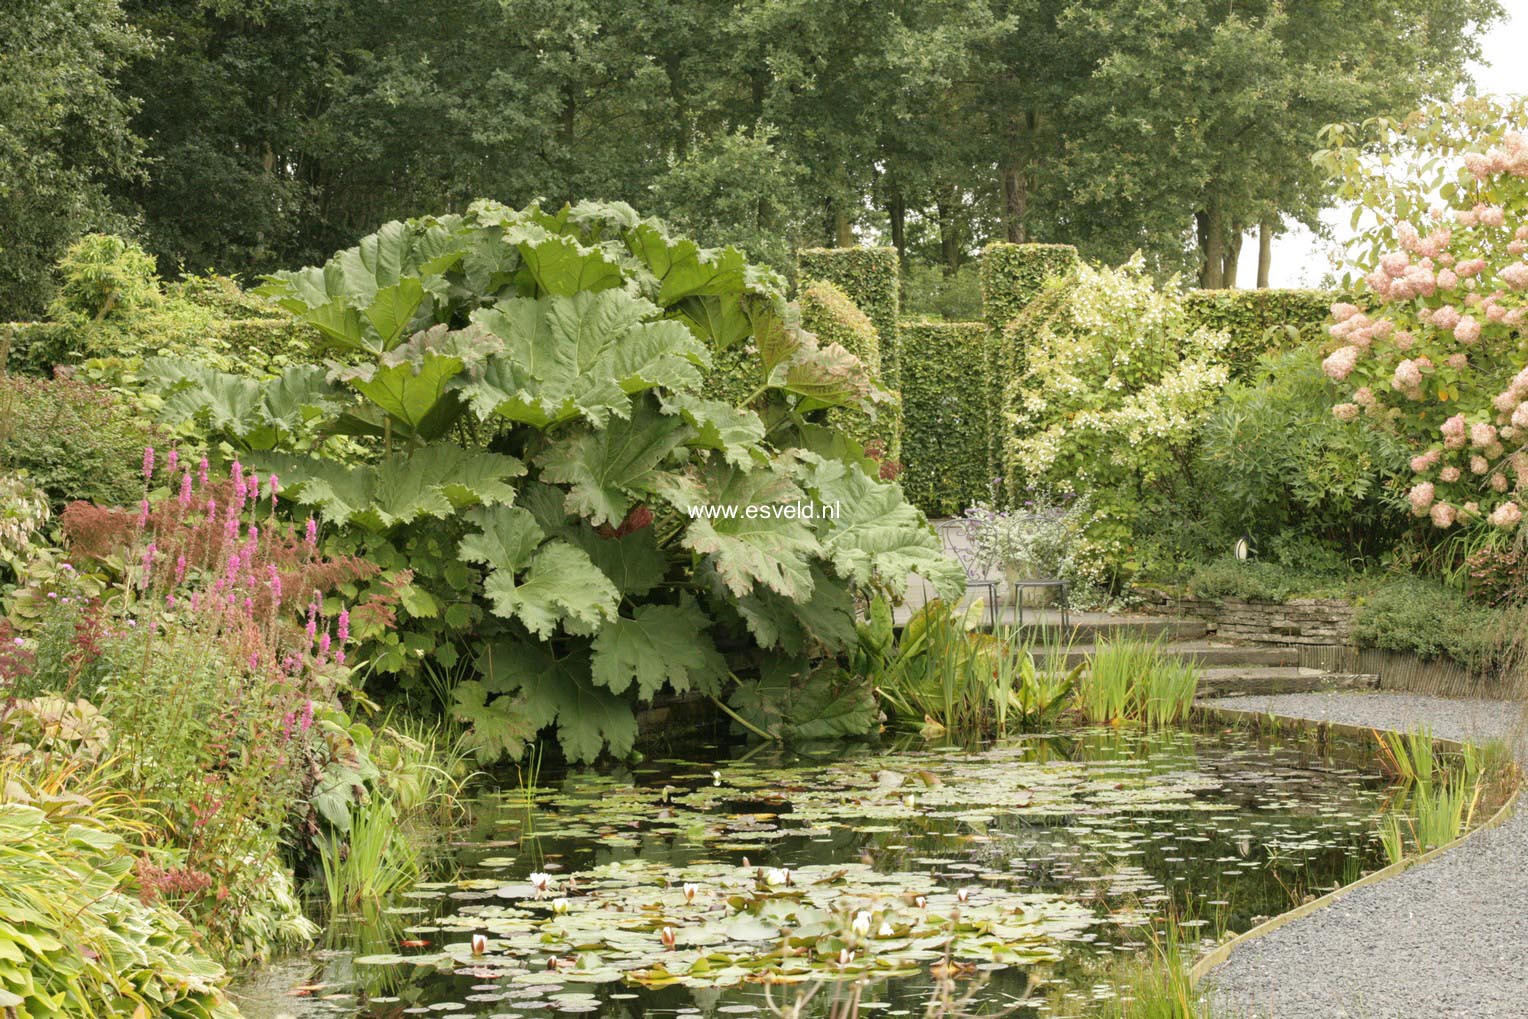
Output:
left=1172, top=597, right=1356, bottom=646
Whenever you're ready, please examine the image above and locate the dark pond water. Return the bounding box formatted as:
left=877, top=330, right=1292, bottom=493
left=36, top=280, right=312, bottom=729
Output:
left=232, top=725, right=1406, bottom=1019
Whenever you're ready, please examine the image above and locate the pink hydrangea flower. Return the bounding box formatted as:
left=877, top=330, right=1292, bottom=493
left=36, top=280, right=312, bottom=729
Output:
left=1391, top=359, right=1422, bottom=391
left=1470, top=421, right=1498, bottom=448
left=1440, top=466, right=1462, bottom=482
left=1470, top=455, right=1490, bottom=475
left=1332, top=403, right=1360, bottom=422
left=1331, top=302, right=1361, bottom=322
left=1410, top=450, right=1441, bottom=473
left=1408, top=482, right=1437, bottom=515
left=1500, top=263, right=1528, bottom=291
left=1455, top=315, right=1482, bottom=343
left=1322, top=345, right=1362, bottom=381
left=1431, top=305, right=1462, bottom=331
left=1430, top=502, right=1457, bottom=528
left=1490, top=502, right=1522, bottom=528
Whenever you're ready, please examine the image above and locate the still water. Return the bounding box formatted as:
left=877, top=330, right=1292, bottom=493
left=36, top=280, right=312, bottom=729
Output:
left=234, top=725, right=1407, bottom=1018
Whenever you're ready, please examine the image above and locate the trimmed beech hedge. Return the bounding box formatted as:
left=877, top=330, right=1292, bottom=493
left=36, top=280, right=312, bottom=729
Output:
left=1183, top=288, right=1338, bottom=376
left=799, top=279, right=900, bottom=459
left=798, top=247, right=901, bottom=389
left=899, top=320, right=990, bottom=516
left=0, top=316, right=320, bottom=376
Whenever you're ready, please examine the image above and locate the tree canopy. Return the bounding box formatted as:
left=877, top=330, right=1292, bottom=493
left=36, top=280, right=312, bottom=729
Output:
left=0, top=0, right=1504, bottom=317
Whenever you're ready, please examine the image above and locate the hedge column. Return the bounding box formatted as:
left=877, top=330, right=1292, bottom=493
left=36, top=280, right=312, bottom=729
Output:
left=978, top=243, right=1079, bottom=488
left=798, top=247, right=901, bottom=390
left=898, top=320, right=989, bottom=516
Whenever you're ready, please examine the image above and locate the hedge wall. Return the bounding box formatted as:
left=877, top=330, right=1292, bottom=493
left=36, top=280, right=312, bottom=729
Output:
left=898, top=320, right=990, bottom=516
left=978, top=243, right=1079, bottom=477
left=1, top=316, right=320, bottom=376
left=797, top=247, right=901, bottom=389
left=1182, top=288, right=1338, bottom=377
left=798, top=279, right=900, bottom=460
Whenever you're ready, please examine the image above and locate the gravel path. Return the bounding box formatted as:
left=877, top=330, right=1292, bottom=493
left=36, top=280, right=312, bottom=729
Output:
left=1198, top=691, right=1527, bottom=1019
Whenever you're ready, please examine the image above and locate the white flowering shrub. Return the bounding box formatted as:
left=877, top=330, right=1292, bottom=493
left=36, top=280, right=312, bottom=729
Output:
left=0, top=476, right=50, bottom=585
left=1004, top=256, right=1230, bottom=583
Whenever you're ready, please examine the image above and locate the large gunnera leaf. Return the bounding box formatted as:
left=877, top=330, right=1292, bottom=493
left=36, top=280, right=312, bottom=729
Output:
left=261, top=218, right=466, bottom=352
left=471, top=642, right=639, bottom=764
left=728, top=658, right=878, bottom=742
left=674, top=460, right=820, bottom=601
left=328, top=323, right=500, bottom=439
left=144, top=359, right=338, bottom=450
left=590, top=599, right=725, bottom=699
left=535, top=399, right=693, bottom=527
left=459, top=506, right=619, bottom=638
left=792, top=455, right=964, bottom=601
left=248, top=446, right=524, bottom=531
left=462, top=289, right=709, bottom=429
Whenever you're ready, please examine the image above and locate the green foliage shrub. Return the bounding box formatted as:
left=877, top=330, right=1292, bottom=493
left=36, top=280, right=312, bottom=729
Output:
left=1194, top=346, right=1410, bottom=558
left=0, top=373, right=161, bottom=509
left=901, top=260, right=982, bottom=322
left=1351, top=575, right=1513, bottom=673
left=1002, top=256, right=1230, bottom=586
left=0, top=803, right=241, bottom=1018
left=3, top=234, right=320, bottom=378
left=898, top=320, right=989, bottom=515
left=156, top=200, right=961, bottom=764
left=1182, top=288, right=1339, bottom=377
left=1185, top=557, right=1351, bottom=603
left=797, top=246, right=900, bottom=387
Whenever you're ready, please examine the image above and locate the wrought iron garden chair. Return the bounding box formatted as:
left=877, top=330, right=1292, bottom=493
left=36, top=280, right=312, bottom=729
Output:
left=935, top=519, right=998, bottom=629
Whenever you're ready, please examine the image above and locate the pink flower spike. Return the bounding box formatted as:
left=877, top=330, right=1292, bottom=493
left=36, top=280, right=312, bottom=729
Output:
left=179, top=472, right=193, bottom=507
left=198, top=456, right=209, bottom=487
left=319, top=631, right=332, bottom=657
left=175, top=553, right=187, bottom=584
left=305, top=517, right=318, bottom=549
left=249, top=473, right=260, bottom=500
left=137, top=499, right=151, bottom=529
left=143, top=446, right=155, bottom=480
left=232, top=461, right=244, bottom=487
left=166, top=449, right=178, bottom=477
left=299, top=700, right=314, bottom=733
left=337, top=608, right=350, bottom=644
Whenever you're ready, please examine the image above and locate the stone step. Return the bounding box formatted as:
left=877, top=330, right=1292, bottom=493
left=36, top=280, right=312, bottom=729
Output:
left=1032, top=641, right=1301, bottom=670
left=1006, top=617, right=1209, bottom=643
left=1194, top=667, right=1379, bottom=698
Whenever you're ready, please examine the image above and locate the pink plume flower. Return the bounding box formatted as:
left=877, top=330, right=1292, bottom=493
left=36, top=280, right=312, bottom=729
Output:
left=174, top=553, right=187, bottom=585
left=166, top=449, right=178, bottom=477
left=179, top=472, right=193, bottom=507
left=198, top=456, right=210, bottom=487
left=137, top=499, right=151, bottom=529
left=142, top=446, right=155, bottom=480
left=337, top=608, right=350, bottom=644
left=304, top=517, right=318, bottom=549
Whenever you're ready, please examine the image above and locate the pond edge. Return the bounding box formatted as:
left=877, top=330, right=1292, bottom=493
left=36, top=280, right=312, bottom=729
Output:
left=1186, top=704, right=1524, bottom=986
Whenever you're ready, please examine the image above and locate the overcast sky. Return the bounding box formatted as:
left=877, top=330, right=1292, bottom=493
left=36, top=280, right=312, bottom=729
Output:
left=1249, top=0, right=1528, bottom=287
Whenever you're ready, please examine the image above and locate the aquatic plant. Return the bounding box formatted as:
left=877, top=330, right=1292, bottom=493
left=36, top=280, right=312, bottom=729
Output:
left=318, top=798, right=422, bottom=914
left=871, top=601, right=1079, bottom=737
left=1079, top=636, right=1198, bottom=726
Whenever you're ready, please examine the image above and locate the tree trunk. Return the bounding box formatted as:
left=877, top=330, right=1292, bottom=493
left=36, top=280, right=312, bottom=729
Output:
left=1002, top=162, right=1029, bottom=243
left=937, top=196, right=960, bottom=275
left=1197, top=206, right=1225, bottom=289
left=888, top=193, right=906, bottom=261
left=1221, top=229, right=1243, bottom=289
left=1256, top=220, right=1273, bottom=288
left=834, top=205, right=854, bottom=247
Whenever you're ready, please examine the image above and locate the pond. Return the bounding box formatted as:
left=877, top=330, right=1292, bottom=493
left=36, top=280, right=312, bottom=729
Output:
left=232, top=724, right=1419, bottom=1018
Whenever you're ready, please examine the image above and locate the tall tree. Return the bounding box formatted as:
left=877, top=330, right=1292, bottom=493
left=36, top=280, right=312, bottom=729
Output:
left=0, top=0, right=147, bottom=318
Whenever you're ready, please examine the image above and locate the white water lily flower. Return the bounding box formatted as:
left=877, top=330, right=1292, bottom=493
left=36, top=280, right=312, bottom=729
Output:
left=765, top=868, right=788, bottom=886
left=682, top=882, right=699, bottom=903
left=851, top=911, right=871, bottom=937
left=877, top=921, right=895, bottom=937
left=660, top=926, right=677, bottom=950
left=956, top=888, right=970, bottom=903
left=528, top=872, right=553, bottom=894
left=552, top=897, right=569, bottom=914
left=470, top=933, right=488, bottom=956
